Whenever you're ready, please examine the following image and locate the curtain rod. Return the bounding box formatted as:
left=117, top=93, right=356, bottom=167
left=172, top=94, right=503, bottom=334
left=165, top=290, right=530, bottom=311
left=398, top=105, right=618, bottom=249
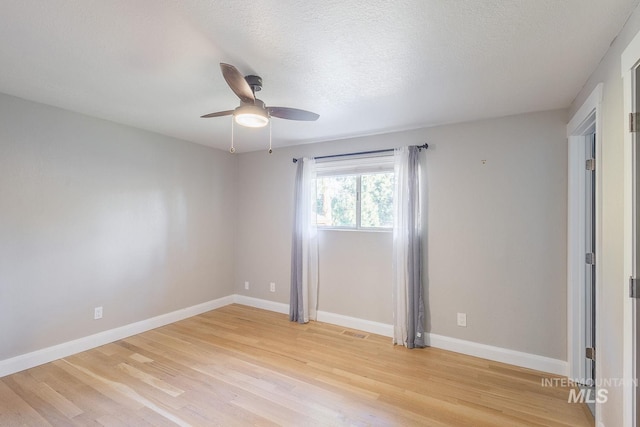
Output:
left=291, top=143, right=428, bottom=163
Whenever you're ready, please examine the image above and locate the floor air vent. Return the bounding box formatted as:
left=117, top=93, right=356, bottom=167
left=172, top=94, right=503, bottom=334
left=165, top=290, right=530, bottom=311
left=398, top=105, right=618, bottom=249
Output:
left=341, top=330, right=368, bottom=339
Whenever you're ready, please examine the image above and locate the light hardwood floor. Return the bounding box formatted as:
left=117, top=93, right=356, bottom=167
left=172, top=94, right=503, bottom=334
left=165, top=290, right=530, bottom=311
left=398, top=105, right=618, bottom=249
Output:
left=1, top=304, right=594, bottom=426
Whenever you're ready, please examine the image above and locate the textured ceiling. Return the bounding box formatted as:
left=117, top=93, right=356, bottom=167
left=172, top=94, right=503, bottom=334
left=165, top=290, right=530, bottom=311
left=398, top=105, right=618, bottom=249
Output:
left=0, top=0, right=638, bottom=152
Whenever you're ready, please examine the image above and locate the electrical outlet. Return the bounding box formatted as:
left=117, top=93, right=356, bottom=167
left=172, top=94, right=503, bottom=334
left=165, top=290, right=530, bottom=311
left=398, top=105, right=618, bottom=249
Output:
left=244, top=281, right=249, bottom=290
left=269, top=282, right=276, bottom=292
left=94, top=306, right=103, bottom=320
left=457, top=312, right=467, bottom=327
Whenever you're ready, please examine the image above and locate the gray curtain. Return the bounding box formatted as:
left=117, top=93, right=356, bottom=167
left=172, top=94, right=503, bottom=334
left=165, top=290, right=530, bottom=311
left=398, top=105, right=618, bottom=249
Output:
left=405, top=146, right=425, bottom=348
left=393, top=145, right=426, bottom=348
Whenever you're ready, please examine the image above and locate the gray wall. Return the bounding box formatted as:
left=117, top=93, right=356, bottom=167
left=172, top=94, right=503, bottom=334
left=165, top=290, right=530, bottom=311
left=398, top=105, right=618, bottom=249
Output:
left=235, top=109, right=568, bottom=360
left=426, top=111, right=567, bottom=359
left=568, top=3, right=640, bottom=425
left=0, top=93, right=237, bottom=360
left=318, top=231, right=393, bottom=324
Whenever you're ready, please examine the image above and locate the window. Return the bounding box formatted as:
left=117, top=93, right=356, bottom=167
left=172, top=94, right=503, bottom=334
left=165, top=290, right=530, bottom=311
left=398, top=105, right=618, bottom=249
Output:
left=314, top=155, right=394, bottom=230
left=316, top=175, right=357, bottom=227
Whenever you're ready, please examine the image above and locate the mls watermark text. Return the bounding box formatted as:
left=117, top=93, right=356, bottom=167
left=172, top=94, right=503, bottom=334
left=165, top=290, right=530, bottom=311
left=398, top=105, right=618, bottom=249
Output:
left=540, top=377, right=638, bottom=404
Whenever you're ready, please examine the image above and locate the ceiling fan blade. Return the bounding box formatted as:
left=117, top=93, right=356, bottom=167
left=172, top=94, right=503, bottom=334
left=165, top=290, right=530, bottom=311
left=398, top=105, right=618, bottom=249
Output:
left=267, top=107, right=319, bottom=121
left=220, top=63, right=255, bottom=104
left=200, top=110, right=234, bottom=118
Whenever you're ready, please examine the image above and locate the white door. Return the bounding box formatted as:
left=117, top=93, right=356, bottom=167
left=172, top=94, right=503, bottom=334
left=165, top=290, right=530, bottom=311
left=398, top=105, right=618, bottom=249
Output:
left=634, top=67, right=640, bottom=427
left=585, top=133, right=596, bottom=387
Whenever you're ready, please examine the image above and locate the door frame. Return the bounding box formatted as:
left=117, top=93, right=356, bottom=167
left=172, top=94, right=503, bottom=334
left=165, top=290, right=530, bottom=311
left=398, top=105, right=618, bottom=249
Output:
left=567, top=83, right=602, bottom=419
left=622, top=30, right=640, bottom=427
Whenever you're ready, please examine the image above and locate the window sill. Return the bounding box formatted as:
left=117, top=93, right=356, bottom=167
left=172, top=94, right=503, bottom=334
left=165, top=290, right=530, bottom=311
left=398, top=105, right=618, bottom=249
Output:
left=317, top=227, right=392, bottom=233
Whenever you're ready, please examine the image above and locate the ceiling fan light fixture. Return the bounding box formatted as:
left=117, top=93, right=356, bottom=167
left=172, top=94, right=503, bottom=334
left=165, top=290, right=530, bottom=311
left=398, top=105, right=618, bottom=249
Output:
left=235, top=113, right=269, bottom=128
left=234, top=105, right=269, bottom=128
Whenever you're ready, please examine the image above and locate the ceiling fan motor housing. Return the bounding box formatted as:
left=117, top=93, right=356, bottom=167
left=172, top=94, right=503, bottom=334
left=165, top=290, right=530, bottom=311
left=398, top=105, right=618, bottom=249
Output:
left=245, top=75, right=262, bottom=93
left=235, top=98, right=267, bottom=114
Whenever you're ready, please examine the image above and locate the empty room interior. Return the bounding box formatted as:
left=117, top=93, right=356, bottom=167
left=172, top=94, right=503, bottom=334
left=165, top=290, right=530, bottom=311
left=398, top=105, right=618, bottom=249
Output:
left=3, top=1, right=640, bottom=426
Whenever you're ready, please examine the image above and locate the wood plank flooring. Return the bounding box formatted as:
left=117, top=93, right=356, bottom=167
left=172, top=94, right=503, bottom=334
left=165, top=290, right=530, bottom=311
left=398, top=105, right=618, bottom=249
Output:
left=0, top=304, right=594, bottom=426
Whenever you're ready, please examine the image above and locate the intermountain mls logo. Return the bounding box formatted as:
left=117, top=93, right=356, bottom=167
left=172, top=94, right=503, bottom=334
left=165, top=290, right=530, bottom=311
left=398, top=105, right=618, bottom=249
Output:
left=541, top=377, right=638, bottom=404
left=567, top=386, right=608, bottom=404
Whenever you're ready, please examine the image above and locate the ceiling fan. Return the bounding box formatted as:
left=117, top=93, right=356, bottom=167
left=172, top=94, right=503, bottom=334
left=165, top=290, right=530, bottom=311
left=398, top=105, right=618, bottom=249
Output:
left=201, top=63, right=319, bottom=152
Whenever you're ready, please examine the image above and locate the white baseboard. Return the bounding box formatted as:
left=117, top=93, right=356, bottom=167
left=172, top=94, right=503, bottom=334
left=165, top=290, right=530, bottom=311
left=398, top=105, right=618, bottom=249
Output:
left=316, top=310, right=394, bottom=337
left=1, top=294, right=568, bottom=379
left=426, top=333, right=568, bottom=376
left=233, top=294, right=289, bottom=314
left=0, top=295, right=234, bottom=378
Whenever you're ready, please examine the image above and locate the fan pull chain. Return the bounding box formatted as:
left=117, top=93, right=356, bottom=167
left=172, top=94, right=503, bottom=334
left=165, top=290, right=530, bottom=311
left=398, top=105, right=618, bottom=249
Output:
left=230, top=116, right=236, bottom=153
left=268, top=120, right=273, bottom=154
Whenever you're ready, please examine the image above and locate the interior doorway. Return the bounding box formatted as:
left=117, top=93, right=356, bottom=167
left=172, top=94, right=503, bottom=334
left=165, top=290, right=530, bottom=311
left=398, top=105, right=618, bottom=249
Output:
left=566, top=83, right=602, bottom=422
left=633, top=66, right=640, bottom=427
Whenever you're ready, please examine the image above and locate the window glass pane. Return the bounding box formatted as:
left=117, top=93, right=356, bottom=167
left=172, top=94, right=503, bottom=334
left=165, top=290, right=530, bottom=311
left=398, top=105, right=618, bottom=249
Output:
left=361, top=172, right=394, bottom=228
left=315, top=175, right=357, bottom=227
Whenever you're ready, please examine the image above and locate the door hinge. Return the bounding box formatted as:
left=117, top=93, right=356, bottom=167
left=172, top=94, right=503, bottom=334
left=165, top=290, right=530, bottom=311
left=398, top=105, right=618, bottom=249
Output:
left=631, top=112, right=640, bottom=133
left=585, top=158, right=595, bottom=171
left=585, top=252, right=595, bottom=265
left=631, top=277, right=640, bottom=298
left=585, top=347, right=596, bottom=361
